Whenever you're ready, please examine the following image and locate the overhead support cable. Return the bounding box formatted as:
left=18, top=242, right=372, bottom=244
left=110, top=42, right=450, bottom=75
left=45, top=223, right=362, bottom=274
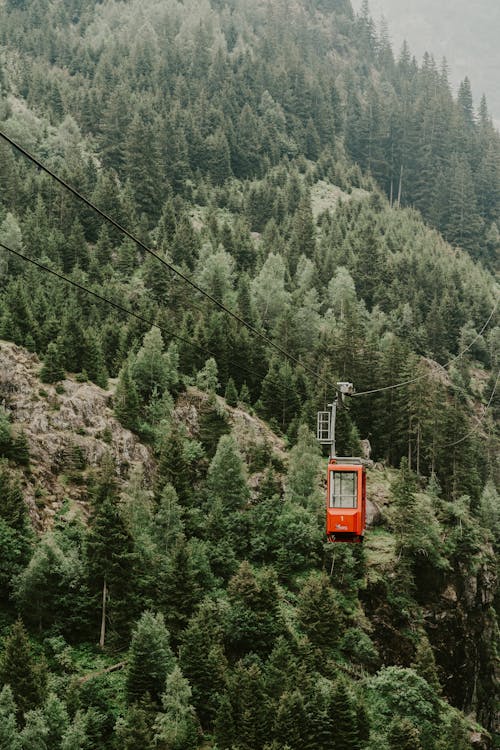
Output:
left=0, top=130, right=333, bottom=390
left=352, top=295, right=499, bottom=398
left=0, top=241, right=302, bottom=398
left=444, top=371, right=499, bottom=447
left=1, top=129, right=497, bottom=402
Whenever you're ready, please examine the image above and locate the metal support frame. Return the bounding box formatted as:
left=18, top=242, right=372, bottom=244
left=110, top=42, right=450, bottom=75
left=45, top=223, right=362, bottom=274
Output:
left=316, top=382, right=354, bottom=458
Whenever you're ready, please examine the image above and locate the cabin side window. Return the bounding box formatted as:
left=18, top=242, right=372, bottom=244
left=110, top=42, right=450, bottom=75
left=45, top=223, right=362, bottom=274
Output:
left=329, top=471, right=358, bottom=508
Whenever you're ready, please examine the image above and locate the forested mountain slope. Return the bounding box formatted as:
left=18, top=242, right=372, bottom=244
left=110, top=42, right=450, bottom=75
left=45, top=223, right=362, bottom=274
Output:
left=0, top=0, right=498, bottom=748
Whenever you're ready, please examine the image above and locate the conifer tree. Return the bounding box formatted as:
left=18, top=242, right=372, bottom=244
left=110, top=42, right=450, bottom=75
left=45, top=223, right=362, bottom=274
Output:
left=114, top=700, right=154, bottom=750
left=206, top=434, right=249, bottom=513
left=82, top=329, right=108, bottom=388
left=0, top=620, right=47, bottom=721
left=126, top=612, right=175, bottom=708
left=19, top=709, right=48, bottom=750
left=40, top=342, right=65, bottom=384
left=60, top=711, right=88, bottom=750
left=131, top=327, right=169, bottom=401
left=179, top=602, right=227, bottom=728
left=0, top=685, right=20, bottom=750
left=297, top=572, right=341, bottom=650
left=273, top=689, right=307, bottom=750
left=86, top=471, right=137, bottom=646
left=153, top=667, right=199, bottom=750
left=411, top=636, right=441, bottom=694
left=157, top=425, right=192, bottom=506
left=330, top=681, right=361, bottom=750
left=196, top=357, right=220, bottom=393
left=224, top=377, right=238, bottom=407
left=157, top=535, right=199, bottom=644
left=388, top=717, right=422, bottom=750
left=43, top=693, right=69, bottom=749
left=114, top=363, right=140, bottom=431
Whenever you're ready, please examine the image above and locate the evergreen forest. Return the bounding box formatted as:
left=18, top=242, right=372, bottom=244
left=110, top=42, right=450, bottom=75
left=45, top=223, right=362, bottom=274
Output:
left=0, top=0, right=498, bottom=748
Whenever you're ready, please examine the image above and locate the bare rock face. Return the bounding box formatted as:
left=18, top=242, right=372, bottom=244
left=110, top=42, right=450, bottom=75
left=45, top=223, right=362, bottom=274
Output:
left=0, top=341, right=153, bottom=528
left=174, top=387, right=287, bottom=459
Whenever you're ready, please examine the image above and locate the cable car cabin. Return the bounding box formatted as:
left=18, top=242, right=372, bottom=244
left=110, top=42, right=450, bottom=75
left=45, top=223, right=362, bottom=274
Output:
left=326, top=459, right=366, bottom=543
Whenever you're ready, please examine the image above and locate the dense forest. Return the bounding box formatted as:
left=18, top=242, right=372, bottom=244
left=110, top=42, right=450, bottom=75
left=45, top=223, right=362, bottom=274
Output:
left=0, top=0, right=498, bottom=748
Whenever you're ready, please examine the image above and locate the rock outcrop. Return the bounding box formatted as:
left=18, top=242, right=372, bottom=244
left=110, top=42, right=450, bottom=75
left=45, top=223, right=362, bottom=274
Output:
left=0, top=340, right=153, bottom=528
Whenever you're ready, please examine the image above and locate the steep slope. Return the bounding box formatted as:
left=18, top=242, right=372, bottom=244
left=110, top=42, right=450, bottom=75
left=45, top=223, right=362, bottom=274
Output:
left=0, top=0, right=498, bottom=747
left=0, top=340, right=152, bottom=527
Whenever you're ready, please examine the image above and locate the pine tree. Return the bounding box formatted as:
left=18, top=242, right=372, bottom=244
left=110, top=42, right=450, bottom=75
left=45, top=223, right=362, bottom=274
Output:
left=114, top=700, right=154, bottom=750
left=0, top=620, right=47, bottom=721
left=114, top=363, right=140, bottom=431
left=43, top=693, right=69, bottom=749
left=157, top=535, right=199, bottom=644
left=19, top=709, right=48, bottom=750
left=153, top=667, right=199, bottom=750
left=171, top=215, right=199, bottom=270
left=388, top=717, right=422, bottom=750
left=260, top=360, right=300, bottom=432
left=131, top=327, right=170, bottom=401
left=206, top=434, right=249, bottom=513
left=224, top=377, right=238, bottom=407
left=329, top=681, right=361, bottom=750
left=0, top=685, right=20, bottom=750
left=82, top=329, right=108, bottom=388
left=86, top=474, right=138, bottom=646
left=297, top=572, right=341, bottom=650
left=60, top=711, right=88, bottom=750
left=157, top=425, right=192, bottom=506
left=196, top=357, right=220, bottom=393
left=273, top=689, right=307, bottom=750
left=40, top=342, right=65, bottom=384
left=411, top=636, right=441, bottom=694
left=179, top=602, right=227, bottom=728
left=126, top=612, right=175, bottom=708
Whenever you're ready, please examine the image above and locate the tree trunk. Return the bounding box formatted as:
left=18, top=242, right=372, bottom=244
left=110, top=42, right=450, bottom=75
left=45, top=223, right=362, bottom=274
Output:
left=397, top=164, right=404, bottom=208
left=99, top=577, right=107, bottom=649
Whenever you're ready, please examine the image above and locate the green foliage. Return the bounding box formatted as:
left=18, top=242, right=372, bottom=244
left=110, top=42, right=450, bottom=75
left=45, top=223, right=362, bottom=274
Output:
left=153, top=667, right=199, bottom=750
left=114, top=699, right=154, bottom=750
left=131, top=328, right=173, bottom=402
left=0, top=0, right=497, bottom=743
left=114, top=364, right=140, bottom=432
left=0, top=620, right=47, bottom=721
left=365, top=667, right=440, bottom=750
left=196, top=357, right=220, bottom=393
left=0, top=685, right=20, bottom=750
left=13, top=529, right=90, bottom=638
left=224, top=377, right=238, bottom=407
left=297, top=571, right=342, bottom=651
left=206, top=434, right=249, bottom=513
left=225, top=562, right=284, bottom=660
left=40, top=342, right=65, bottom=384
left=125, top=612, right=175, bottom=708
left=284, top=426, right=322, bottom=506
left=86, top=471, right=138, bottom=643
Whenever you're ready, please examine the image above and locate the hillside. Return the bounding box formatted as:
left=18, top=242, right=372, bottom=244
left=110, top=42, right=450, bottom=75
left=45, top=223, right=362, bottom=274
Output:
left=0, top=339, right=497, bottom=748
left=0, top=0, right=498, bottom=748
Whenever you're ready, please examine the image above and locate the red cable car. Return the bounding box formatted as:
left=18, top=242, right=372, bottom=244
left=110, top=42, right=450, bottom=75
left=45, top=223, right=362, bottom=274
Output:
left=326, top=458, right=366, bottom=543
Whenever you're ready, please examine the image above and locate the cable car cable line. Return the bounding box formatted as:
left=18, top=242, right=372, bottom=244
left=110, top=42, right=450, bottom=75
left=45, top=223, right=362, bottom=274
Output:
left=2, top=129, right=497, bottom=404
left=0, top=129, right=334, bottom=391
left=352, top=295, right=499, bottom=398
left=443, top=370, right=499, bottom=448
left=0, top=240, right=307, bottom=399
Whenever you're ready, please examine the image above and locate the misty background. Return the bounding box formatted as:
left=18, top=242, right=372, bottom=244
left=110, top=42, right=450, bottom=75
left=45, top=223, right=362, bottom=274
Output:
left=351, top=0, right=500, bottom=125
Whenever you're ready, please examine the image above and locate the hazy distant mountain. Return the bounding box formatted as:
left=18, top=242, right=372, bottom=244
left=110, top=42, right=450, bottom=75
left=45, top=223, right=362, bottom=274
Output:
left=352, top=0, right=500, bottom=124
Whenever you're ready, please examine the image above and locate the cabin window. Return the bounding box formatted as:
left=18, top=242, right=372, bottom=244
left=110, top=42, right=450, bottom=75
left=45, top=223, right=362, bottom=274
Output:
left=329, top=471, right=358, bottom=508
